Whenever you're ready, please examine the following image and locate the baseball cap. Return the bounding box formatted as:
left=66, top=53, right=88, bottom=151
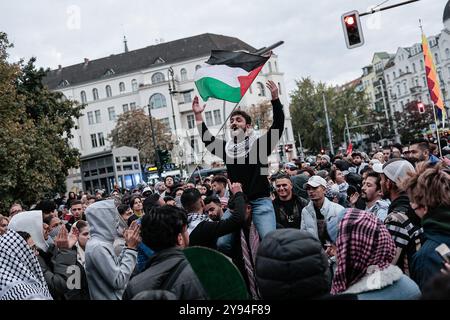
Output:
left=284, top=162, right=298, bottom=170
left=382, top=158, right=415, bottom=184
left=305, top=175, right=327, bottom=188
left=372, top=163, right=383, bottom=174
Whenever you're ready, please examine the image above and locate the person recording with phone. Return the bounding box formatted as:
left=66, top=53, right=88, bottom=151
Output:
left=400, top=162, right=450, bottom=289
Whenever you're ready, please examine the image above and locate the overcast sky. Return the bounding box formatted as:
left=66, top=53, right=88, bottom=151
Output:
left=0, top=0, right=447, bottom=97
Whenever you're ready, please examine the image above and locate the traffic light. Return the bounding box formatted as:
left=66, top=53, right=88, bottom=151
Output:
left=158, top=149, right=171, bottom=166
left=341, top=10, right=364, bottom=49
left=417, top=102, right=425, bottom=114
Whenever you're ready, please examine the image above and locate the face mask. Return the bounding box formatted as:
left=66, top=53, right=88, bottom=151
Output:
left=49, top=225, right=62, bottom=239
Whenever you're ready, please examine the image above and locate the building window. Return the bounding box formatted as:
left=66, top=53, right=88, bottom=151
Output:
left=106, top=85, right=112, bottom=98
left=183, top=92, right=192, bottom=104
left=195, top=65, right=201, bottom=71
left=423, top=76, right=427, bottom=87
left=268, top=62, right=272, bottom=73
left=420, top=59, right=424, bottom=70
left=435, top=53, right=440, bottom=64
left=122, top=104, right=129, bottom=112
left=415, top=78, right=419, bottom=87
left=130, top=102, right=136, bottom=110
left=397, top=85, right=401, bottom=96
left=151, top=72, right=165, bottom=84
left=205, top=111, right=213, bottom=126
left=403, top=83, right=408, bottom=94
left=187, top=114, right=195, bottom=129
left=131, top=79, right=138, bottom=92
left=446, top=48, right=450, bottom=59
left=108, top=107, right=116, bottom=121
left=95, top=110, right=101, bottom=123
left=87, top=111, right=94, bottom=125
left=79, top=136, right=83, bottom=150
left=180, top=68, right=188, bottom=81
left=393, top=71, right=396, bottom=78
left=438, top=70, right=443, bottom=83
left=119, top=82, right=125, bottom=93
left=213, top=110, right=222, bottom=125
left=406, top=66, right=409, bottom=73
left=98, top=132, right=105, bottom=147
left=91, top=134, right=98, bottom=148
left=257, top=82, right=265, bottom=96
left=386, top=75, right=390, bottom=83
left=92, top=88, right=99, bottom=101
left=274, top=61, right=278, bottom=72
left=412, top=63, right=416, bottom=73
left=149, top=93, right=167, bottom=109
left=80, top=91, right=87, bottom=103
left=278, top=82, right=282, bottom=95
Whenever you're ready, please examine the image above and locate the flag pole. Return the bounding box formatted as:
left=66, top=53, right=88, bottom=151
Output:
left=432, top=102, right=443, bottom=158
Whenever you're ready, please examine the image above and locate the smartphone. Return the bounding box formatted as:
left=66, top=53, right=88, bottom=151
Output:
left=435, top=243, right=450, bottom=263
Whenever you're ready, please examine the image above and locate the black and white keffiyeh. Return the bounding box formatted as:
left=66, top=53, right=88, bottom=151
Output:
left=225, top=130, right=258, bottom=159
left=187, top=213, right=211, bottom=235
left=0, top=230, right=52, bottom=300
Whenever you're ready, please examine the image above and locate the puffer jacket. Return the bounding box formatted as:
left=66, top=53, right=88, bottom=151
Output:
left=301, top=198, right=345, bottom=239
left=255, top=229, right=331, bottom=299
left=123, top=248, right=207, bottom=300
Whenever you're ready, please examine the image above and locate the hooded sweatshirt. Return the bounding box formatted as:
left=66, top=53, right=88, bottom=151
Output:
left=85, top=199, right=137, bottom=300
left=8, top=211, right=49, bottom=252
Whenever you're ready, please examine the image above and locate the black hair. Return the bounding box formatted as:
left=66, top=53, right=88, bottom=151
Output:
left=143, top=194, right=161, bottom=215
left=164, top=175, right=174, bottom=183
left=164, top=196, right=175, bottom=202
left=70, top=200, right=82, bottom=208
left=409, top=138, right=430, bottom=151
left=117, top=204, right=130, bottom=216
left=129, top=195, right=142, bottom=209
left=203, top=196, right=221, bottom=206
left=230, top=110, right=252, bottom=125
left=180, top=188, right=202, bottom=212
left=17, top=231, right=31, bottom=242
left=365, top=171, right=382, bottom=191
left=211, top=175, right=227, bottom=186
left=35, top=200, right=56, bottom=214
left=74, top=220, right=88, bottom=231
left=140, top=205, right=188, bottom=251
left=43, top=214, right=54, bottom=225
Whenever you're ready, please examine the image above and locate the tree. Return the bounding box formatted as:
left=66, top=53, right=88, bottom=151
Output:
left=394, top=100, right=434, bottom=144
left=246, top=101, right=272, bottom=132
left=0, top=32, right=84, bottom=213
left=109, top=109, right=173, bottom=166
left=289, top=77, right=371, bottom=154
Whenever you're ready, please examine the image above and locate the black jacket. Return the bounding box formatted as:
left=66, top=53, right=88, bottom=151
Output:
left=255, top=229, right=331, bottom=299
left=200, top=99, right=285, bottom=201
left=273, top=195, right=309, bottom=229
left=123, top=248, right=208, bottom=300
left=189, top=192, right=246, bottom=249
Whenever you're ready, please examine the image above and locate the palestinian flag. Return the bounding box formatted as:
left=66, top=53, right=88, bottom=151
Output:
left=194, top=50, right=270, bottom=103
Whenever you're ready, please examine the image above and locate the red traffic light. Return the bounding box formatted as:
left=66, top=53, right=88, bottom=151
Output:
left=344, top=16, right=355, bottom=26
left=341, top=10, right=364, bottom=49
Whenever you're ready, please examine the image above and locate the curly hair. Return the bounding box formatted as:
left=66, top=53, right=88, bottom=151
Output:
left=400, top=162, right=450, bottom=209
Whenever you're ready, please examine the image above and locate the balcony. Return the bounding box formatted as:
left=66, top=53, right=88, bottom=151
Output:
left=410, top=85, right=422, bottom=94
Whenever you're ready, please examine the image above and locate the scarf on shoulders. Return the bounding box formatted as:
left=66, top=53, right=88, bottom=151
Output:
left=225, top=130, right=258, bottom=159
left=187, top=213, right=211, bottom=235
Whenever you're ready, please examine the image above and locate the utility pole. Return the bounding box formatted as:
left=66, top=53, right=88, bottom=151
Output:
left=344, top=114, right=351, bottom=147
left=322, top=92, right=334, bottom=154
left=297, top=131, right=305, bottom=162
left=147, top=104, right=161, bottom=179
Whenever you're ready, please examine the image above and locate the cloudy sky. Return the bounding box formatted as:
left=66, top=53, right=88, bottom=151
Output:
left=0, top=0, right=447, bottom=97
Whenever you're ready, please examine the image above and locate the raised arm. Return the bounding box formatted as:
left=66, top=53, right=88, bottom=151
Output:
left=261, top=81, right=285, bottom=156
left=193, top=96, right=226, bottom=158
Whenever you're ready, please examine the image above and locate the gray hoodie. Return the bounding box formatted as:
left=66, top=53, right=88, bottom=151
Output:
left=85, top=200, right=137, bottom=300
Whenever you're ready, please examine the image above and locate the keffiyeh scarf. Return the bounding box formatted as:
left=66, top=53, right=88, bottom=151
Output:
left=187, top=213, right=211, bottom=235
left=0, top=230, right=53, bottom=300
left=225, top=131, right=258, bottom=159
left=331, top=209, right=396, bottom=294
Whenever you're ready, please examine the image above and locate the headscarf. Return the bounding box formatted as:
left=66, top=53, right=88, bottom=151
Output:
left=331, top=209, right=396, bottom=294
left=8, top=211, right=49, bottom=252
left=0, top=230, right=53, bottom=300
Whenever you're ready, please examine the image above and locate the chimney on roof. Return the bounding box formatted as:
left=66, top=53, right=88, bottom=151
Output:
left=84, top=58, right=89, bottom=66
left=124, top=35, right=129, bottom=53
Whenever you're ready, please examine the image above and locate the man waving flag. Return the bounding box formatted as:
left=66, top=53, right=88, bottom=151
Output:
left=194, top=50, right=270, bottom=103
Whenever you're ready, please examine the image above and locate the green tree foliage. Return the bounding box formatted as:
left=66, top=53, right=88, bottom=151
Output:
left=109, top=109, right=173, bottom=165
left=394, top=100, right=434, bottom=144
left=289, top=77, right=371, bottom=154
left=0, top=32, right=83, bottom=213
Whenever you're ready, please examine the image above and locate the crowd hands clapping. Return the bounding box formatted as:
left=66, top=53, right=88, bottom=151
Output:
left=1, top=138, right=450, bottom=301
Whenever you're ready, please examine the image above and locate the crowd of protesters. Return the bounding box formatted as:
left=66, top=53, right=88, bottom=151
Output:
left=1, top=81, right=450, bottom=300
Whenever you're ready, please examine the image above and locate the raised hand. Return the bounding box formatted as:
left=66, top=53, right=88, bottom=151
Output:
left=230, top=182, right=243, bottom=194
left=68, top=227, right=79, bottom=249
left=124, top=220, right=141, bottom=250
left=55, top=225, right=70, bottom=249
left=192, top=96, right=206, bottom=115
left=266, top=80, right=279, bottom=101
